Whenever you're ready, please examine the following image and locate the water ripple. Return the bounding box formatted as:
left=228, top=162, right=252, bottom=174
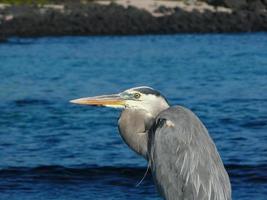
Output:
left=0, top=164, right=266, bottom=185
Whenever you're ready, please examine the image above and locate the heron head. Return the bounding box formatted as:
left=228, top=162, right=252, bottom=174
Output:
left=70, top=86, right=169, bottom=116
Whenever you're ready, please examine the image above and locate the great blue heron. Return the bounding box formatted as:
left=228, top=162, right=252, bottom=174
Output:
left=70, top=86, right=231, bottom=200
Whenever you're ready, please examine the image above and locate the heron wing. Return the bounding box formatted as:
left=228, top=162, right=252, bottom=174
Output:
left=148, top=106, right=231, bottom=200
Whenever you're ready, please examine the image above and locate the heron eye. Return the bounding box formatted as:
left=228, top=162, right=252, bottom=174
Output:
left=133, top=93, right=141, bottom=99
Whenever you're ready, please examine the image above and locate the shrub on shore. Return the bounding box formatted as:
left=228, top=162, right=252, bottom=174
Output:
left=0, top=0, right=95, bottom=5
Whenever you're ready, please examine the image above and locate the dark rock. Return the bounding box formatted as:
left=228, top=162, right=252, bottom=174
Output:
left=0, top=36, right=7, bottom=43
left=247, top=0, right=265, bottom=11
left=224, top=0, right=248, bottom=10
left=223, top=0, right=266, bottom=10
left=263, top=0, right=267, bottom=6
left=0, top=3, right=267, bottom=37
left=154, top=5, right=173, bottom=14
left=206, top=0, right=225, bottom=7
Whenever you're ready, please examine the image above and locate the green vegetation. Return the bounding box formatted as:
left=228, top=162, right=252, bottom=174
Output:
left=0, top=0, right=210, bottom=5
left=0, top=0, right=48, bottom=4
left=0, top=0, right=96, bottom=5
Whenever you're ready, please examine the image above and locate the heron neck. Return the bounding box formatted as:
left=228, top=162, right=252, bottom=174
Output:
left=118, top=109, right=155, bottom=159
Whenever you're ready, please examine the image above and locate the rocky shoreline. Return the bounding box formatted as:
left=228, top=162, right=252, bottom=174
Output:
left=0, top=1, right=267, bottom=40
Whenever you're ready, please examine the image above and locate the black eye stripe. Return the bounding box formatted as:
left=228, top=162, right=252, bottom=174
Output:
left=134, top=88, right=161, bottom=96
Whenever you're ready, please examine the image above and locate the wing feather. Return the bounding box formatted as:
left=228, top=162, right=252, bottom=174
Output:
left=148, top=106, right=231, bottom=200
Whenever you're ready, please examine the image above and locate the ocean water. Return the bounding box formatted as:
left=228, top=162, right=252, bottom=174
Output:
left=0, top=34, right=266, bottom=200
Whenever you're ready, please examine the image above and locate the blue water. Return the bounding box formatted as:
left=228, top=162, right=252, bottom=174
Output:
left=0, top=34, right=266, bottom=200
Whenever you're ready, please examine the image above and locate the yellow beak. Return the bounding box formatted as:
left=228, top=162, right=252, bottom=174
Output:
left=70, top=94, right=125, bottom=108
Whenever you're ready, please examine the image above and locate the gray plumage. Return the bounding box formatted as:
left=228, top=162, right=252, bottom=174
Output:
left=148, top=106, right=231, bottom=200
left=71, top=86, right=232, bottom=200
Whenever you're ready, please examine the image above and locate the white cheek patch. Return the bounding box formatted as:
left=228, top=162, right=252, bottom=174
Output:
left=125, top=93, right=169, bottom=114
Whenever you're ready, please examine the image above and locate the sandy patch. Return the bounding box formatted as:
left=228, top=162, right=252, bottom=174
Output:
left=97, top=0, right=232, bottom=16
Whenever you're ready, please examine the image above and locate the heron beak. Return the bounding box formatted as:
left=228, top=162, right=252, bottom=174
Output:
left=70, top=94, right=125, bottom=108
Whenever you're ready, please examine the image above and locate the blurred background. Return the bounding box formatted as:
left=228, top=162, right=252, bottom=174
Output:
left=0, top=1, right=267, bottom=200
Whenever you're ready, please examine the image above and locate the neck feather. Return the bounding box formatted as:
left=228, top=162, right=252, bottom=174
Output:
left=118, top=109, right=160, bottom=159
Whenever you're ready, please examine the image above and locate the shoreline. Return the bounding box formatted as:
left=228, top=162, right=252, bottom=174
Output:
left=0, top=1, right=267, bottom=40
